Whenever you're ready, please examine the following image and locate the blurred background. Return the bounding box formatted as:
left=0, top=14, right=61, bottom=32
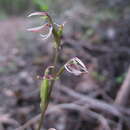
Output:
left=0, top=0, right=130, bottom=130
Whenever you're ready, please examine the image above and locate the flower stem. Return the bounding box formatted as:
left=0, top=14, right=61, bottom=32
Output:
left=37, top=105, right=47, bottom=130
left=37, top=29, right=61, bottom=130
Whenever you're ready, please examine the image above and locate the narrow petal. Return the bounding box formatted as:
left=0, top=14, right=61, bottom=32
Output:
left=64, top=57, right=88, bottom=76
left=28, top=12, right=48, bottom=17
left=27, top=24, right=48, bottom=32
left=74, top=57, right=88, bottom=72
left=40, top=25, right=53, bottom=40
left=64, top=64, right=73, bottom=73
left=64, top=64, right=82, bottom=76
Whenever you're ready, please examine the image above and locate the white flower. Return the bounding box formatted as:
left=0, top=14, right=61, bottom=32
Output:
left=27, top=12, right=65, bottom=40
left=64, top=57, right=88, bottom=76
left=27, top=12, right=53, bottom=40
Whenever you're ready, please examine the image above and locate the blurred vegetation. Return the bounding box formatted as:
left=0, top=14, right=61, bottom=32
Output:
left=0, top=0, right=75, bottom=16
left=0, top=0, right=50, bottom=16
left=33, top=0, right=49, bottom=11
left=0, top=0, right=129, bottom=17
left=0, top=0, right=32, bottom=15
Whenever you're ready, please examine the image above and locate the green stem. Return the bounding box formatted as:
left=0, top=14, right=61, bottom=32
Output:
left=54, top=48, right=59, bottom=70
left=48, top=47, right=60, bottom=97
left=56, top=66, right=65, bottom=77
left=37, top=20, right=61, bottom=130
left=37, top=105, right=47, bottom=130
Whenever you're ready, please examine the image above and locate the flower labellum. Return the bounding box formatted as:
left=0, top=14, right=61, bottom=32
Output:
left=64, top=57, right=88, bottom=76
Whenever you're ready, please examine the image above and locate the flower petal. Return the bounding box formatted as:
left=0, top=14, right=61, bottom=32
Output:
left=64, top=64, right=82, bottom=76
left=27, top=24, right=49, bottom=32
left=64, top=57, right=88, bottom=76
left=28, top=12, right=48, bottom=17
left=74, top=57, right=88, bottom=72
left=40, top=25, right=53, bottom=40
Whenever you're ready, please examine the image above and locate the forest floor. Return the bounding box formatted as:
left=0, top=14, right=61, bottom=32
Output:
left=0, top=16, right=130, bottom=130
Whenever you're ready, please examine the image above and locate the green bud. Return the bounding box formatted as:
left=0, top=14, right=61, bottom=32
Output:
left=40, top=78, right=50, bottom=110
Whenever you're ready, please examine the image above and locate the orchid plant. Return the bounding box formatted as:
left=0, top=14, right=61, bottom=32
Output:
left=27, top=11, right=88, bottom=130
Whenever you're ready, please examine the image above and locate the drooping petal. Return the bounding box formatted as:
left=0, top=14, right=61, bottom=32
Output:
left=74, top=57, right=87, bottom=72
left=40, top=25, right=53, bottom=40
left=64, top=63, right=83, bottom=76
left=28, top=12, right=48, bottom=17
left=27, top=24, right=49, bottom=32
left=64, top=57, right=88, bottom=76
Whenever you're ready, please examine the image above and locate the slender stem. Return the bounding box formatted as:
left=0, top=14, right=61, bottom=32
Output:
left=54, top=48, right=59, bottom=69
left=48, top=47, right=60, bottom=97
left=56, top=66, right=65, bottom=77
left=37, top=24, right=61, bottom=130
left=37, top=105, right=47, bottom=130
